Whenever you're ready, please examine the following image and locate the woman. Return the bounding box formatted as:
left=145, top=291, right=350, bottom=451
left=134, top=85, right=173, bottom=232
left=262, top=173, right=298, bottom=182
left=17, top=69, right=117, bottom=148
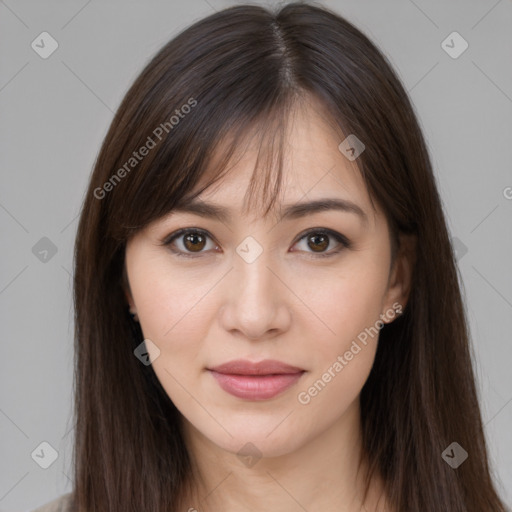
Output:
left=33, top=2, right=508, bottom=511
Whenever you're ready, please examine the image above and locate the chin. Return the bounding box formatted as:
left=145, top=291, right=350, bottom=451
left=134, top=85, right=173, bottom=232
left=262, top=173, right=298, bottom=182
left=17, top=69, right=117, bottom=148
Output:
left=199, top=416, right=307, bottom=460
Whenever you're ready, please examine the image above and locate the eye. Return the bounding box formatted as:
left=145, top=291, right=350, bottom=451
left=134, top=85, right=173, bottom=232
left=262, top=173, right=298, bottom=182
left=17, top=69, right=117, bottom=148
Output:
left=159, top=227, right=351, bottom=259
left=159, top=228, right=219, bottom=258
left=291, top=228, right=350, bottom=258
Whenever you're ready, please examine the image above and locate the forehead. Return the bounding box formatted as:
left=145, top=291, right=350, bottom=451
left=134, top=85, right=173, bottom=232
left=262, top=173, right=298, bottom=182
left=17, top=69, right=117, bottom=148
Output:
left=191, top=99, right=375, bottom=223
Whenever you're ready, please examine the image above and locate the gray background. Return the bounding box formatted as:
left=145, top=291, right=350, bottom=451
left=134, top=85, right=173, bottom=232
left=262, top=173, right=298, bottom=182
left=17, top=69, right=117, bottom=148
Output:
left=0, top=0, right=511, bottom=510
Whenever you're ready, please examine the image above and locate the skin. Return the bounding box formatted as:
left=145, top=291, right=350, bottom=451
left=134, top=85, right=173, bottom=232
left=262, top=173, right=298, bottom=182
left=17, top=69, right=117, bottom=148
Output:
left=124, top=98, right=413, bottom=512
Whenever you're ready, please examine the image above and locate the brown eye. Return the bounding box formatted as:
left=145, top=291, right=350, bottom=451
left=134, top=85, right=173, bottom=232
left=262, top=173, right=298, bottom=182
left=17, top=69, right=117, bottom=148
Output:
left=183, top=232, right=207, bottom=252
left=292, top=228, right=350, bottom=258
left=161, top=228, right=218, bottom=258
left=307, top=233, right=329, bottom=252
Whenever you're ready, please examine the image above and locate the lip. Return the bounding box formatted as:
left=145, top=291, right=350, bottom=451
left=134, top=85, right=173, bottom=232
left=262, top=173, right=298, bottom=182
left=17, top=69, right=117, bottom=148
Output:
left=208, top=359, right=306, bottom=400
left=209, top=359, right=305, bottom=375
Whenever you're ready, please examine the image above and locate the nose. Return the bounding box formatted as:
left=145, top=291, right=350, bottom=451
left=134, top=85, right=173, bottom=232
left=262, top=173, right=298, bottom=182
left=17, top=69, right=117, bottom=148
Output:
left=219, top=246, right=291, bottom=341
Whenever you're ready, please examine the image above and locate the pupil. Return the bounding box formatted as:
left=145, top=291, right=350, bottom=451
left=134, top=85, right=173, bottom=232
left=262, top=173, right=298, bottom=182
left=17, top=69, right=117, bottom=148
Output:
left=185, top=233, right=204, bottom=251
left=310, top=234, right=328, bottom=252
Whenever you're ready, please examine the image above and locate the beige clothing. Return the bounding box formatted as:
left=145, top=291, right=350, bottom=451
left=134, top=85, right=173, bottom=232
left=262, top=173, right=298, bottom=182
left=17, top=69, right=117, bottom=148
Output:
left=31, top=492, right=73, bottom=512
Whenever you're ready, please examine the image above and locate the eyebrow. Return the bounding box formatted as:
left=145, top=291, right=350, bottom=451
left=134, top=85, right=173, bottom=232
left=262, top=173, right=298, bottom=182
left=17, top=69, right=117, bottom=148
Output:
left=171, top=197, right=368, bottom=225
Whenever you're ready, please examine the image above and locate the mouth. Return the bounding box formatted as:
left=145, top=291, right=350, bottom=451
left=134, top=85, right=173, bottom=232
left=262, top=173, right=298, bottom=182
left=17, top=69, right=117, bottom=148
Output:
left=207, top=359, right=306, bottom=400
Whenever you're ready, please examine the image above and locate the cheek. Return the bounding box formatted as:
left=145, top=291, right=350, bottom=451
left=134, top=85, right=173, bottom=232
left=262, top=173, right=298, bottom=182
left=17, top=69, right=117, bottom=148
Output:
left=130, top=261, right=216, bottom=413
left=295, top=252, right=390, bottom=354
left=127, top=255, right=220, bottom=397
left=289, top=253, right=389, bottom=414
left=130, top=255, right=211, bottom=340
left=293, top=264, right=387, bottom=421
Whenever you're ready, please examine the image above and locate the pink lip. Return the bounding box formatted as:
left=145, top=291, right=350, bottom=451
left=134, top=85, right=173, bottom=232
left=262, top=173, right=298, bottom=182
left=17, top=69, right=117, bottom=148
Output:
left=208, top=359, right=306, bottom=400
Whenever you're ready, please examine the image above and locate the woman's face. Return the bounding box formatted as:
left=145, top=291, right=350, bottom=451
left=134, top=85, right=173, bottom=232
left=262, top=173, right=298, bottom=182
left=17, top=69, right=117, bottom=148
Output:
left=124, top=101, right=411, bottom=459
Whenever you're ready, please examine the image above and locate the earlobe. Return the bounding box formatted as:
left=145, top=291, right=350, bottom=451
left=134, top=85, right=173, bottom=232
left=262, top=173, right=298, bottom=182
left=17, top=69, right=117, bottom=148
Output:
left=122, top=262, right=139, bottom=321
left=124, top=285, right=135, bottom=311
left=126, top=291, right=139, bottom=322
left=382, top=233, right=416, bottom=323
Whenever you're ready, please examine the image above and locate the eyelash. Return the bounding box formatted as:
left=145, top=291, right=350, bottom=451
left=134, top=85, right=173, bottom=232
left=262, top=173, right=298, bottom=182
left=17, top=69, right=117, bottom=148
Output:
left=158, top=227, right=351, bottom=260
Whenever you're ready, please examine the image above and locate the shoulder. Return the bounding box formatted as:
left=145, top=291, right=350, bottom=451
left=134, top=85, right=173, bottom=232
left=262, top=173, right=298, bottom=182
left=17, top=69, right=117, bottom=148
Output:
left=30, top=492, right=73, bottom=512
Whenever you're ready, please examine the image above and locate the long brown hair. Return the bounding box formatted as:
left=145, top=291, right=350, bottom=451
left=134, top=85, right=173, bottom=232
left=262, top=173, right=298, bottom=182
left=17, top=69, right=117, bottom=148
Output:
left=71, top=2, right=507, bottom=510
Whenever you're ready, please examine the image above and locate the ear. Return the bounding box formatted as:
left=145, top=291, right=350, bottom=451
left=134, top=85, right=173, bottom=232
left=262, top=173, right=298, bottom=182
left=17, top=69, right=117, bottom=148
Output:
left=122, top=262, right=138, bottom=320
left=381, top=233, right=416, bottom=323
